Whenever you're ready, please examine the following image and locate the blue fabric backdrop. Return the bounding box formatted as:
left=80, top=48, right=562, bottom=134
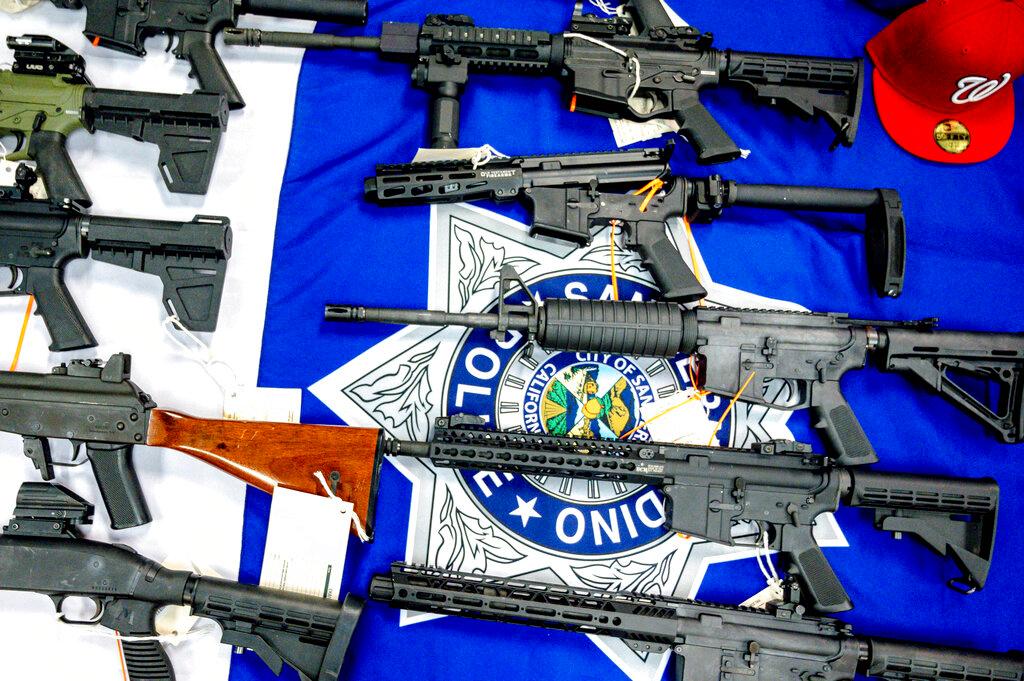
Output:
left=240, top=1, right=1024, bottom=679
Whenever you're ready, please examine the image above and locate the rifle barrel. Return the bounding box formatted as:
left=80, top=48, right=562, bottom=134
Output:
left=223, top=28, right=381, bottom=51
left=325, top=304, right=519, bottom=331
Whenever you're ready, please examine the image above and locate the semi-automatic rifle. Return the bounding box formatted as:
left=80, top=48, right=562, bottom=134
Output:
left=0, top=482, right=364, bottom=681
left=0, top=354, right=998, bottom=612
left=40, top=0, right=368, bottom=109
left=326, top=265, right=1024, bottom=465
left=365, top=144, right=905, bottom=301
left=0, top=35, right=228, bottom=206
left=383, top=415, right=997, bottom=613
left=1, top=164, right=231, bottom=351
left=224, top=0, right=864, bottom=163
left=370, top=563, right=1024, bottom=681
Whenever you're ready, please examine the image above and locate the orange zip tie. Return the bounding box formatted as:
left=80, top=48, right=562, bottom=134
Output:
left=92, top=36, right=101, bottom=47
left=609, top=220, right=620, bottom=301
left=682, top=218, right=706, bottom=307
left=687, top=355, right=709, bottom=399
left=633, top=177, right=664, bottom=213
left=9, top=295, right=33, bottom=371
left=707, top=371, right=757, bottom=446
left=116, top=638, right=129, bottom=681
left=619, top=392, right=702, bottom=440
left=569, top=94, right=577, bottom=112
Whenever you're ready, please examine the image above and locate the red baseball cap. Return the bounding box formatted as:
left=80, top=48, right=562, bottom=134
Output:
left=867, top=0, right=1024, bottom=164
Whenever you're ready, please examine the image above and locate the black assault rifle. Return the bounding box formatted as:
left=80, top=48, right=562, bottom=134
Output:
left=365, top=144, right=905, bottom=301
left=382, top=415, right=998, bottom=613
left=225, top=0, right=864, bottom=163
left=370, top=563, right=1024, bottom=681
left=326, top=265, right=1024, bottom=465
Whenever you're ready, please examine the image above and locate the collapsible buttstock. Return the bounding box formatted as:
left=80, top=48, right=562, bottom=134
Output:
left=146, top=409, right=384, bottom=538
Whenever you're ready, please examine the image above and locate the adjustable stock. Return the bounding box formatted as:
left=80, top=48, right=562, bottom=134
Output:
left=844, top=469, right=998, bottom=593
left=879, top=326, right=1024, bottom=443
left=145, top=409, right=384, bottom=538
left=26, top=131, right=91, bottom=207
left=176, top=30, right=245, bottom=110
left=808, top=380, right=878, bottom=466
left=84, top=443, right=151, bottom=530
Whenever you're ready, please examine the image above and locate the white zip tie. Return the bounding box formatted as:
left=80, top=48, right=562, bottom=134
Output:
left=314, top=470, right=370, bottom=542
left=563, top=33, right=642, bottom=100
left=589, top=0, right=625, bottom=16
left=0, top=138, right=9, bottom=161
left=470, top=144, right=508, bottom=169
left=753, top=529, right=782, bottom=587
left=162, top=301, right=237, bottom=401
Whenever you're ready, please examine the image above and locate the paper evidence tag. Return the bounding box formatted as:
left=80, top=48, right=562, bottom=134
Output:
left=223, top=386, right=302, bottom=423
left=259, top=487, right=353, bottom=600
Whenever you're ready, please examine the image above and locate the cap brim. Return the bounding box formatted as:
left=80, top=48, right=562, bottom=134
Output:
left=872, top=69, right=1015, bottom=164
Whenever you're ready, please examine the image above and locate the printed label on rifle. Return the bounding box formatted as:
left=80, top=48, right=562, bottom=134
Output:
left=259, top=487, right=353, bottom=600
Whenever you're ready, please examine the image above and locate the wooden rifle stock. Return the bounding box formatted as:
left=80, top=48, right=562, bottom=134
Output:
left=146, top=409, right=384, bottom=538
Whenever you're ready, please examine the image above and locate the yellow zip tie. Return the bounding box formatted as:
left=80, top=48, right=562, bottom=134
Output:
left=9, top=295, right=33, bottom=371
left=609, top=220, right=619, bottom=301
left=707, top=370, right=757, bottom=446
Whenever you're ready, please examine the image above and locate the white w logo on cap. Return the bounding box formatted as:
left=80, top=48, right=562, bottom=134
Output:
left=951, top=74, right=1012, bottom=104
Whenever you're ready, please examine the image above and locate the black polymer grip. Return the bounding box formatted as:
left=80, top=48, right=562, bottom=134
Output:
left=633, top=223, right=707, bottom=302
left=242, top=0, right=368, bottom=23
left=790, top=539, right=852, bottom=613
left=21, top=266, right=96, bottom=351
left=85, top=443, right=152, bottom=529
left=177, top=31, right=244, bottom=110
left=810, top=381, right=878, bottom=466
left=27, top=131, right=91, bottom=207
left=429, top=83, right=461, bottom=149
left=121, top=639, right=174, bottom=681
left=865, top=638, right=1024, bottom=680
left=539, top=299, right=687, bottom=356
left=674, top=97, right=742, bottom=165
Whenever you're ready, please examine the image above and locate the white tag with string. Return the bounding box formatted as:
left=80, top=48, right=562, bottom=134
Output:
left=740, top=532, right=785, bottom=610
left=410, top=144, right=507, bottom=167
left=259, top=477, right=367, bottom=600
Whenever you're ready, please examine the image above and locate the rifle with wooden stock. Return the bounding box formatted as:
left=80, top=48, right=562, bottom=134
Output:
left=0, top=356, right=999, bottom=613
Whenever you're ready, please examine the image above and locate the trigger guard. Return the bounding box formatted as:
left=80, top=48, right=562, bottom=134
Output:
left=948, top=576, right=978, bottom=596
left=55, top=595, right=106, bottom=625
left=0, top=265, right=24, bottom=293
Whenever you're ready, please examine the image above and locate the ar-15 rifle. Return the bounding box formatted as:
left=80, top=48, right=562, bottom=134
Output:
left=1, top=164, right=231, bottom=351
left=224, top=0, right=864, bottom=163
left=383, top=415, right=998, bottom=613
left=0, top=35, right=228, bottom=206
left=370, top=563, right=1024, bottom=681
left=0, top=353, right=385, bottom=531
left=44, top=0, right=368, bottom=109
left=326, top=266, right=1024, bottom=465
left=365, top=144, right=906, bottom=301
left=0, top=482, right=364, bottom=681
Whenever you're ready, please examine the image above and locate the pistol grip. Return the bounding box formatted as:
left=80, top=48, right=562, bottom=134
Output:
left=21, top=266, right=97, bottom=351
left=674, top=97, right=741, bottom=165
left=178, top=31, right=245, bottom=110
left=633, top=222, right=707, bottom=302
left=811, top=381, right=878, bottom=466
left=790, top=541, right=852, bottom=613
left=86, top=443, right=152, bottom=529
left=121, top=639, right=175, bottom=681
left=27, top=131, right=91, bottom=207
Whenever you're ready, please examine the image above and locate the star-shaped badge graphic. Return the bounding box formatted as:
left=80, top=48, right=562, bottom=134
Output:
left=509, top=495, right=541, bottom=528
